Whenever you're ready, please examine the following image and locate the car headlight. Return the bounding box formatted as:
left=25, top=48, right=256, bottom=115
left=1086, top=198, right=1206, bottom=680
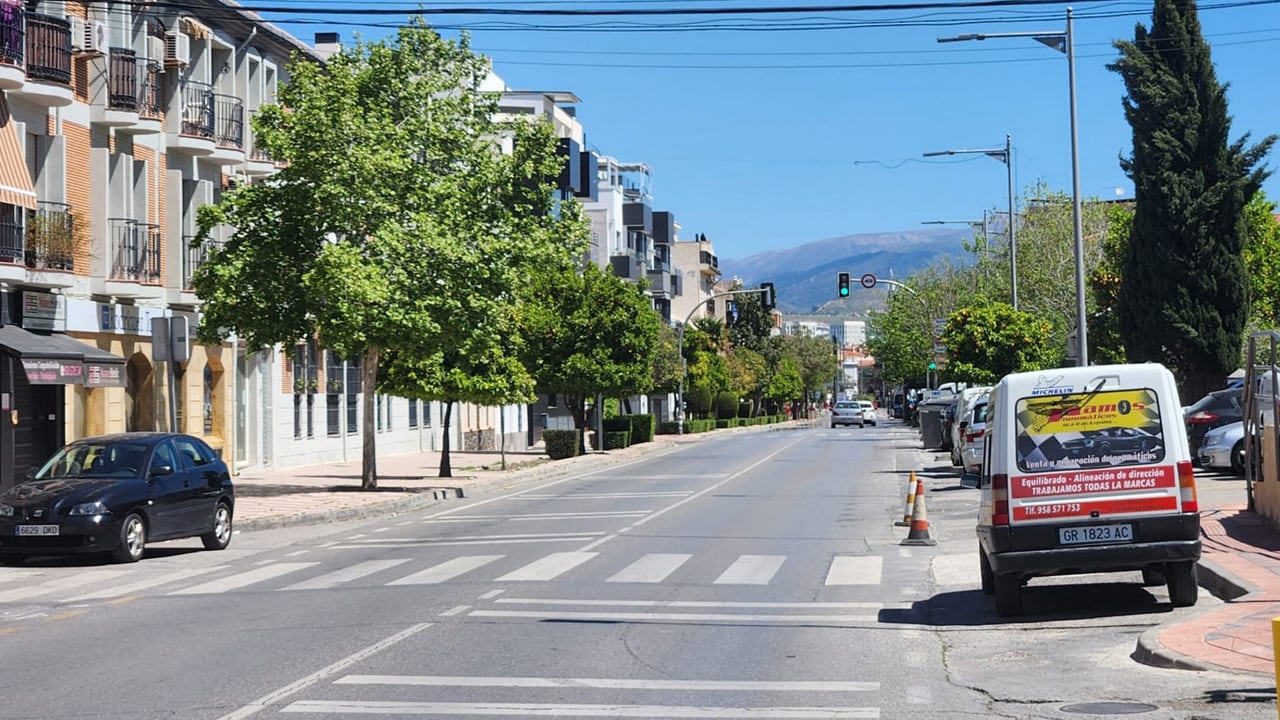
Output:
left=69, top=501, right=108, bottom=516
left=0, top=503, right=12, bottom=517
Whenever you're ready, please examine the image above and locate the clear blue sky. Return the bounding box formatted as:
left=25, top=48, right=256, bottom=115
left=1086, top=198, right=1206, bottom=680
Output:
left=261, top=1, right=1280, bottom=260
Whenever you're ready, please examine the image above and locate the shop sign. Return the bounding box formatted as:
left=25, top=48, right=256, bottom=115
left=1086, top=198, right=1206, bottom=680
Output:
left=22, top=292, right=65, bottom=332
left=84, top=363, right=125, bottom=388
left=98, top=303, right=159, bottom=335
left=21, top=358, right=83, bottom=384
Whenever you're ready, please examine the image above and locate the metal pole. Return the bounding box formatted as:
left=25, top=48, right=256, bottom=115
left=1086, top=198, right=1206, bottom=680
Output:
left=1006, top=133, right=1017, bottom=310
left=1067, top=7, right=1088, bottom=366
left=677, top=327, right=686, bottom=435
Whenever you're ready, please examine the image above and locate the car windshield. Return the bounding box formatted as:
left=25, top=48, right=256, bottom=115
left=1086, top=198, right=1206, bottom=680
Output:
left=35, top=441, right=152, bottom=480
left=835, top=402, right=857, bottom=409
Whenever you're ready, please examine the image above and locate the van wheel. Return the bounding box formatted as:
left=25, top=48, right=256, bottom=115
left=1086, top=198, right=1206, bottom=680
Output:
left=1166, top=562, right=1198, bottom=607
left=994, top=574, right=1022, bottom=617
left=979, top=546, right=994, bottom=595
left=1141, top=566, right=1166, bottom=587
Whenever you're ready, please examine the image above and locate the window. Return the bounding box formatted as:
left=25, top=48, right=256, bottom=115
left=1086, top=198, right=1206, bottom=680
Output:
left=423, top=401, right=432, bottom=428
left=346, top=356, right=361, bottom=434
left=384, top=396, right=392, bottom=431
left=175, top=437, right=211, bottom=468
left=152, top=441, right=178, bottom=474
left=376, top=394, right=383, bottom=432
left=293, top=340, right=318, bottom=439
left=326, top=350, right=342, bottom=437
left=203, top=364, right=215, bottom=435
left=409, top=399, right=418, bottom=429
left=546, top=394, right=557, bottom=408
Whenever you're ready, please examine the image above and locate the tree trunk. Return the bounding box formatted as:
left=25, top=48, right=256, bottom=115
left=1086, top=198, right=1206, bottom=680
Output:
left=438, top=400, right=454, bottom=478
left=362, top=345, right=379, bottom=490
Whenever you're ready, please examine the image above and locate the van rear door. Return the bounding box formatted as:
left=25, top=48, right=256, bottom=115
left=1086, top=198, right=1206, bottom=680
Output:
left=1007, top=386, right=1193, bottom=527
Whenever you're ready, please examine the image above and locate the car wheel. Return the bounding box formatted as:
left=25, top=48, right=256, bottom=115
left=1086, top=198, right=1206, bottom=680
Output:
left=1230, top=439, right=1246, bottom=475
left=1166, top=562, right=1198, bottom=607
left=994, top=573, right=1022, bottom=617
left=202, top=501, right=234, bottom=551
left=113, top=512, right=147, bottom=563
left=979, top=545, right=994, bottom=595
left=951, top=447, right=961, bottom=467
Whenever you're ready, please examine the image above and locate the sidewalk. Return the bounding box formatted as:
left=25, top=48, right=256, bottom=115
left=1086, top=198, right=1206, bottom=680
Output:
left=229, top=419, right=817, bottom=532
left=1135, top=500, right=1280, bottom=678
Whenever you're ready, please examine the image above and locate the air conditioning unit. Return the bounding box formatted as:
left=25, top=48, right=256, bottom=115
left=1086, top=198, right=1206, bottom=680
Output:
left=147, top=35, right=166, bottom=63
left=73, top=19, right=107, bottom=56
left=165, top=30, right=190, bottom=67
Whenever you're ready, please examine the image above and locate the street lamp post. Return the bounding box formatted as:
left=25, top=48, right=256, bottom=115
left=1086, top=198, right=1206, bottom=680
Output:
left=938, top=7, right=1087, bottom=366
left=923, top=134, right=1017, bottom=309
left=676, top=287, right=771, bottom=435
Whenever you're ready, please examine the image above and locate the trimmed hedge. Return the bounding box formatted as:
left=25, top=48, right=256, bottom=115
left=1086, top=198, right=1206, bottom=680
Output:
left=628, top=414, right=655, bottom=444
left=544, top=429, right=581, bottom=459
left=657, top=421, right=681, bottom=435
left=604, top=430, right=631, bottom=450
left=714, top=393, right=738, bottom=420
left=603, top=417, right=632, bottom=433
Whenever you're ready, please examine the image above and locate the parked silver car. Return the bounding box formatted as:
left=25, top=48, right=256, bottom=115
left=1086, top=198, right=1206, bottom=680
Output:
left=1198, top=420, right=1245, bottom=474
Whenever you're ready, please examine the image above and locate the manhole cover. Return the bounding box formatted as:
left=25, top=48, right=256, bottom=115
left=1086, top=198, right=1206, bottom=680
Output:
left=1061, top=702, right=1158, bottom=715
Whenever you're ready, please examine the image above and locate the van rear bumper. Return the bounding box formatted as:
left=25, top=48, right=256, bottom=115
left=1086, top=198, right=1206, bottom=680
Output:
left=981, top=513, right=1201, bottom=576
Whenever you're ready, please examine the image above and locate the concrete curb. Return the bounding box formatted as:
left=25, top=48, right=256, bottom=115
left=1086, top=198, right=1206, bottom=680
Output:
left=1129, top=555, right=1266, bottom=675
left=235, top=419, right=817, bottom=533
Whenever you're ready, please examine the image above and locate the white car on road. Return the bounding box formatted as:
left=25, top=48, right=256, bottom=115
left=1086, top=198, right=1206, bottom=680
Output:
left=858, top=401, right=878, bottom=426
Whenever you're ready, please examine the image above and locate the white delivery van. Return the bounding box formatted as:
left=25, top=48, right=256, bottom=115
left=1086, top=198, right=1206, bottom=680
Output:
left=976, top=363, right=1201, bottom=617
left=950, top=386, right=992, bottom=466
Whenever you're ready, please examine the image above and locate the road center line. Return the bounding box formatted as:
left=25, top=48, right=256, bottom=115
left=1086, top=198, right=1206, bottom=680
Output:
left=575, top=437, right=805, bottom=553
left=215, top=623, right=433, bottom=720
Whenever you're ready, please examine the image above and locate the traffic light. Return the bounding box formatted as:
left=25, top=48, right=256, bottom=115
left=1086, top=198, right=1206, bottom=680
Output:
left=759, top=282, right=776, bottom=311
left=838, top=272, right=851, bottom=298
left=928, top=361, right=937, bottom=371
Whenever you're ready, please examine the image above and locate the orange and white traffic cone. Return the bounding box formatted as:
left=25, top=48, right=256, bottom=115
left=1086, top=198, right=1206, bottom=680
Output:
left=901, top=478, right=937, bottom=546
left=895, top=472, right=917, bottom=527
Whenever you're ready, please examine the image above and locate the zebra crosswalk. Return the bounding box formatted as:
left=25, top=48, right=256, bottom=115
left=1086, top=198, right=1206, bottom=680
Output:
left=0, top=550, right=975, bottom=604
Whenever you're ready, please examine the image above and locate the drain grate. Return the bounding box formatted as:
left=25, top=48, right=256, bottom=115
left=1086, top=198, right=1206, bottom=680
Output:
left=1061, top=702, right=1158, bottom=715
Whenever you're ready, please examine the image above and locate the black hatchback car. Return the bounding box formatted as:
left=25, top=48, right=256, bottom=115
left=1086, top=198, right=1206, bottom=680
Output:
left=1184, top=388, right=1243, bottom=461
left=0, top=433, right=234, bottom=563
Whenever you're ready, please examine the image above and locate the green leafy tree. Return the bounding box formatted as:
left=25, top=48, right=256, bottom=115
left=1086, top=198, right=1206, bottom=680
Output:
left=521, top=263, right=660, bottom=432
left=726, top=347, right=768, bottom=415
left=940, top=303, right=1056, bottom=385
left=192, top=21, right=502, bottom=489
left=764, top=356, right=804, bottom=413
left=727, top=283, right=774, bottom=353
left=1110, top=0, right=1276, bottom=398
left=650, top=322, right=684, bottom=395
left=1087, top=203, right=1135, bottom=365
left=1243, top=192, right=1280, bottom=328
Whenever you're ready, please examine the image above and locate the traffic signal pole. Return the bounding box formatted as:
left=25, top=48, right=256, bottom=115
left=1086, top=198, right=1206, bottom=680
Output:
left=840, top=272, right=935, bottom=390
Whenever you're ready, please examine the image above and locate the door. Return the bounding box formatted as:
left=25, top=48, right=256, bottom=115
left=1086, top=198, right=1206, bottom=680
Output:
left=147, top=440, right=186, bottom=539
left=174, top=435, right=222, bottom=532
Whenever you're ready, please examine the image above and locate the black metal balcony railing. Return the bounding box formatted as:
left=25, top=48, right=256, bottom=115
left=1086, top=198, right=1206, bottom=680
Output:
left=24, top=14, right=70, bottom=85
left=700, top=250, right=719, bottom=269
left=249, top=137, right=271, bottom=162
left=0, top=3, right=24, bottom=68
left=183, top=233, right=223, bottom=289
left=139, top=61, right=161, bottom=119
left=26, top=201, right=74, bottom=270
left=213, top=93, right=244, bottom=150
left=181, top=80, right=215, bottom=139
left=109, top=218, right=161, bottom=283
left=107, top=48, right=138, bottom=110
left=0, top=205, right=23, bottom=263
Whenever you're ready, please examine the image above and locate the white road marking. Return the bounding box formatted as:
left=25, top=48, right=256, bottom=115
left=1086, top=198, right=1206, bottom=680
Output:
left=439, top=605, right=471, bottom=616
left=215, top=623, right=433, bottom=720
left=387, top=556, right=504, bottom=586
left=279, top=560, right=412, bottom=591
left=477, top=589, right=505, bottom=600
left=495, top=552, right=599, bottom=582
left=469, top=610, right=877, bottom=624
left=715, top=555, right=786, bottom=585
left=518, top=492, right=693, bottom=500
left=495, top=598, right=881, bottom=609
left=424, top=511, right=649, bottom=523
left=824, top=556, right=883, bottom=586
left=587, top=474, right=731, bottom=480
left=0, top=569, right=132, bottom=603
left=372, top=527, right=392, bottom=533
left=348, top=532, right=606, bottom=542
left=169, top=563, right=319, bottom=595
left=280, top=701, right=878, bottom=717
left=335, top=675, right=879, bottom=691
left=284, top=550, right=310, bottom=557
left=607, top=554, right=692, bottom=583
left=330, top=537, right=598, bottom=549
left=68, top=566, right=228, bottom=601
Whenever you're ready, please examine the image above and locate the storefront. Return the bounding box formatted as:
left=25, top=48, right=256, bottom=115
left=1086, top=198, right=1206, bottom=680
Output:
left=0, top=291, right=126, bottom=492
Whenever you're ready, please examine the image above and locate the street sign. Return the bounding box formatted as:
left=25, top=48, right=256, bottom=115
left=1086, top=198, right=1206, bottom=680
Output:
left=860, top=273, right=877, bottom=289
left=933, top=317, right=947, bottom=331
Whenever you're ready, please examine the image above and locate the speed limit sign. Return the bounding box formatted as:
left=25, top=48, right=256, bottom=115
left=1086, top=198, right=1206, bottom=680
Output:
left=860, top=273, right=877, bottom=289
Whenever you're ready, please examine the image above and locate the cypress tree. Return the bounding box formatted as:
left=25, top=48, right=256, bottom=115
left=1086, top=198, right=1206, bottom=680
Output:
left=1109, top=0, right=1275, bottom=399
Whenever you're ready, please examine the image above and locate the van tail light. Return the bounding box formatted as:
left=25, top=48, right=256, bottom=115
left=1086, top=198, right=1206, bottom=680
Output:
left=965, top=428, right=985, bottom=443
left=992, top=473, right=1010, bottom=526
left=1185, top=411, right=1220, bottom=424
left=1176, top=460, right=1199, bottom=513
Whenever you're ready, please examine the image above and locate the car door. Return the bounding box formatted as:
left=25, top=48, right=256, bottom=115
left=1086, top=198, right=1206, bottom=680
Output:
left=173, top=436, right=223, bottom=534
left=147, top=440, right=187, bottom=539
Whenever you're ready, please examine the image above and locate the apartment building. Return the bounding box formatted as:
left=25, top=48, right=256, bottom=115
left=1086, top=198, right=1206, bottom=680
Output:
left=669, top=231, right=722, bottom=327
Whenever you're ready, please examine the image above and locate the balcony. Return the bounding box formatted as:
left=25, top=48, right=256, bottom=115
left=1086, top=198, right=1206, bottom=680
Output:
left=245, top=135, right=276, bottom=175
left=25, top=201, right=74, bottom=271
left=108, top=218, right=161, bottom=284
left=0, top=4, right=24, bottom=89
left=610, top=254, right=642, bottom=280
left=209, top=93, right=245, bottom=162
left=169, top=80, right=215, bottom=155
left=699, top=250, right=720, bottom=276
left=14, top=14, right=71, bottom=107
left=183, top=233, right=223, bottom=290
left=647, top=268, right=674, bottom=298
left=121, top=60, right=164, bottom=134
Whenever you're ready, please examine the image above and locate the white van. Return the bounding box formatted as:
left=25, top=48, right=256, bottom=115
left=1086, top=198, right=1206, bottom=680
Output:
left=950, top=386, right=992, bottom=465
left=976, top=363, right=1201, bottom=617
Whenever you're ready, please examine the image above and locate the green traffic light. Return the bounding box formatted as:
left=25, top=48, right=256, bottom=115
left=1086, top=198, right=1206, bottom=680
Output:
left=928, top=362, right=937, bottom=371
left=839, top=287, right=849, bottom=297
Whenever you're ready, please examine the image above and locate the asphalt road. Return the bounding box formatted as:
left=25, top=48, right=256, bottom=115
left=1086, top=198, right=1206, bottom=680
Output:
left=0, top=422, right=1270, bottom=719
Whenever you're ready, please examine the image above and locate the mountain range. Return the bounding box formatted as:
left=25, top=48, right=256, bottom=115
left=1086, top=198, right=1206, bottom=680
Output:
left=718, top=228, right=973, bottom=315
